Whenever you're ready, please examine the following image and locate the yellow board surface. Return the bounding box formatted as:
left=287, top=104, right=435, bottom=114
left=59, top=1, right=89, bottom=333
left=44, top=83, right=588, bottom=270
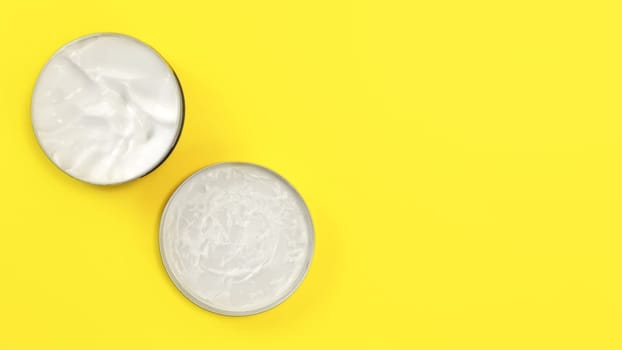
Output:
left=1, top=0, right=621, bottom=348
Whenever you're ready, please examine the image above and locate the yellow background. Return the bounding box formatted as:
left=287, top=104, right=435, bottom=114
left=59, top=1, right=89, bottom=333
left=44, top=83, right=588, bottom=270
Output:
left=1, top=0, right=621, bottom=348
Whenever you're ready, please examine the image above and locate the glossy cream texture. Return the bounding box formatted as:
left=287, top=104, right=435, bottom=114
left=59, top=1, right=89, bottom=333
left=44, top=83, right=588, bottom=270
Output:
left=32, top=34, right=183, bottom=184
left=160, top=163, right=313, bottom=315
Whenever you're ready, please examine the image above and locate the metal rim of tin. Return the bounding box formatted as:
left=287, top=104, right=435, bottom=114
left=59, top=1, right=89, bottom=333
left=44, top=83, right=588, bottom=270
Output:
left=31, top=32, right=185, bottom=186
left=159, top=162, right=315, bottom=316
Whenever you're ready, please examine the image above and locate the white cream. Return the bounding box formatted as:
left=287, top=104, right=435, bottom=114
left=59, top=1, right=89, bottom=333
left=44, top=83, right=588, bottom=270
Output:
left=31, top=33, right=183, bottom=185
left=160, top=163, right=314, bottom=315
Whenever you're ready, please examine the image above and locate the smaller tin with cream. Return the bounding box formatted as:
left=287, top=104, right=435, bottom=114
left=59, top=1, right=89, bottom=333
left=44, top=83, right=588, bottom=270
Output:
left=31, top=33, right=184, bottom=185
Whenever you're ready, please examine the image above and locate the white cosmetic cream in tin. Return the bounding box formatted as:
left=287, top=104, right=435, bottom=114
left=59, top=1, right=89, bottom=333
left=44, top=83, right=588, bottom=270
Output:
left=31, top=33, right=183, bottom=185
left=160, top=163, right=314, bottom=316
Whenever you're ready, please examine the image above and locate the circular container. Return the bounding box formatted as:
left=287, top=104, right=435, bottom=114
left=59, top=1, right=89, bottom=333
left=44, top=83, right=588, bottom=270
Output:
left=31, top=33, right=184, bottom=185
left=159, top=163, right=314, bottom=316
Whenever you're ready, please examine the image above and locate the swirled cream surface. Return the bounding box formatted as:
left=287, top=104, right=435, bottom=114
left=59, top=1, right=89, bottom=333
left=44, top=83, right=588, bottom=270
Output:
left=160, top=163, right=314, bottom=315
left=31, top=33, right=183, bottom=185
